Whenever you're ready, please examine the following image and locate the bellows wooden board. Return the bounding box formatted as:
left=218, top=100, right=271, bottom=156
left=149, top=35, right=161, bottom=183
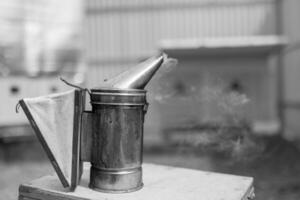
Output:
left=19, top=89, right=85, bottom=190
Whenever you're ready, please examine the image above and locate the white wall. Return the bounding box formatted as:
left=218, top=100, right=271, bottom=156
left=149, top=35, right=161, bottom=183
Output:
left=281, top=0, right=300, bottom=140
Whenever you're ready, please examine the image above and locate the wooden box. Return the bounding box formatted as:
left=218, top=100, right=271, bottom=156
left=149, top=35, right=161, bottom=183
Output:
left=19, top=163, right=254, bottom=200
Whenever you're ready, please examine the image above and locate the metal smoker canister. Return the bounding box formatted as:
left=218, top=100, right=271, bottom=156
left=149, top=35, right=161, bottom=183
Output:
left=89, top=88, right=147, bottom=193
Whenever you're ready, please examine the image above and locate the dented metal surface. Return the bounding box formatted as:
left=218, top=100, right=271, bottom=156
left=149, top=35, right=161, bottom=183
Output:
left=89, top=88, right=147, bottom=192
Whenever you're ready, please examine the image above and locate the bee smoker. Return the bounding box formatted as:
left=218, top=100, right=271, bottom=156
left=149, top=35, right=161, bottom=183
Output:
left=87, top=55, right=164, bottom=192
left=19, top=54, right=173, bottom=193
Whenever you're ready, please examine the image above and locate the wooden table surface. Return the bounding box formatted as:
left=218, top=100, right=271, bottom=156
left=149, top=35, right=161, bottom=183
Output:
left=19, top=163, right=254, bottom=200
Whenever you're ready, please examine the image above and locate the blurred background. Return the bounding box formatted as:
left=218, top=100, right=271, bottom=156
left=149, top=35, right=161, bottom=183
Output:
left=1, top=0, right=300, bottom=199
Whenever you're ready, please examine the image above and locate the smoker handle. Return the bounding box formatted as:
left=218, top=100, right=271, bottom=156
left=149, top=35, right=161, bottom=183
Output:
left=80, top=111, right=93, bottom=162
left=143, top=102, right=149, bottom=114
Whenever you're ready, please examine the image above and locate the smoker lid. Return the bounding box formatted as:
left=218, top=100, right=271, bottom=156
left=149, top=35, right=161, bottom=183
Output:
left=159, top=35, right=287, bottom=57
left=91, top=87, right=146, bottom=93
left=90, top=88, right=147, bottom=105
left=19, top=89, right=85, bottom=190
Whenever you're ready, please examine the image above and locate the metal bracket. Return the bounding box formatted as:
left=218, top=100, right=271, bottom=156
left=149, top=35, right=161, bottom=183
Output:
left=80, top=111, right=93, bottom=162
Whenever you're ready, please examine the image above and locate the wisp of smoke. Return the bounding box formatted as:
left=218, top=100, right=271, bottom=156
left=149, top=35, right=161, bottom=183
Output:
left=152, top=73, right=265, bottom=162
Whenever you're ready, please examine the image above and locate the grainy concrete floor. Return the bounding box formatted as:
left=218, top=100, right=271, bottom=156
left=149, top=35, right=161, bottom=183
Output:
left=1, top=136, right=300, bottom=200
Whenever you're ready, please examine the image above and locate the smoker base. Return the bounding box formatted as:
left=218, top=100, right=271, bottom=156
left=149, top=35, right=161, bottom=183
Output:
left=19, top=163, right=255, bottom=200
left=90, top=183, right=143, bottom=194
left=89, top=166, right=143, bottom=193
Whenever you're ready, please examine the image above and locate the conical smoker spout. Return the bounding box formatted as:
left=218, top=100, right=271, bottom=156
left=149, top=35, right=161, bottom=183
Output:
left=104, top=54, right=164, bottom=89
